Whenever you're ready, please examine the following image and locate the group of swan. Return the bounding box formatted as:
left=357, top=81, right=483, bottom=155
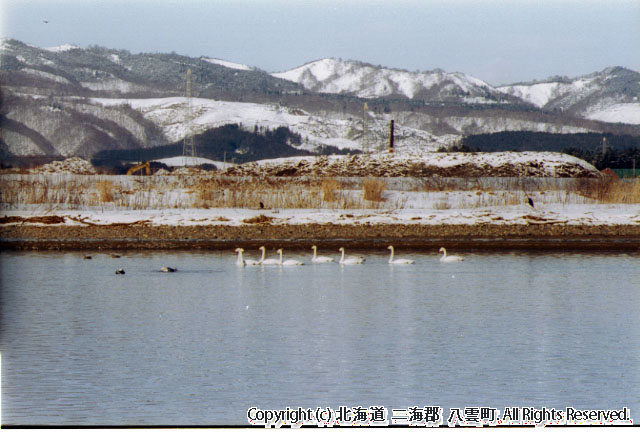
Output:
left=235, top=245, right=463, bottom=266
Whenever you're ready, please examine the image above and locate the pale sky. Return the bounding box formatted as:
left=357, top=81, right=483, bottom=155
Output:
left=1, top=0, right=639, bottom=86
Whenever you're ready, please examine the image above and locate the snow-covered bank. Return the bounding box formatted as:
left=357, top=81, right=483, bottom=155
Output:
left=2, top=203, right=639, bottom=228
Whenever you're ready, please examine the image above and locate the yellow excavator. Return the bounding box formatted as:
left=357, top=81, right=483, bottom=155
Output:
left=126, top=161, right=151, bottom=176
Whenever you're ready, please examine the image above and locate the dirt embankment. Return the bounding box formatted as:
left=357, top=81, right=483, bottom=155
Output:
left=3, top=221, right=640, bottom=251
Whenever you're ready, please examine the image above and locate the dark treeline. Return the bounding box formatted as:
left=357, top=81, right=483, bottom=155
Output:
left=91, top=123, right=353, bottom=169
left=460, top=131, right=640, bottom=169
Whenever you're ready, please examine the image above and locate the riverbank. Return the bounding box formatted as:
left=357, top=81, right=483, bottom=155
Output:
left=3, top=219, right=640, bottom=251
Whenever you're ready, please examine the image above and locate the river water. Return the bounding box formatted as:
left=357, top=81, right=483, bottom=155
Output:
left=1, top=249, right=639, bottom=426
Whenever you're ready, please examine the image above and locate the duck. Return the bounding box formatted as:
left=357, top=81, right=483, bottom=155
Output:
left=115, top=268, right=125, bottom=275
left=160, top=266, right=177, bottom=272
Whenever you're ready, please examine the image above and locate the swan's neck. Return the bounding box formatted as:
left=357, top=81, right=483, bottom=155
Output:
left=441, top=248, right=447, bottom=258
left=312, top=247, right=317, bottom=259
left=340, top=249, right=345, bottom=262
left=260, top=249, right=266, bottom=262
left=388, top=248, right=394, bottom=263
left=278, top=250, right=283, bottom=264
left=237, top=250, right=244, bottom=263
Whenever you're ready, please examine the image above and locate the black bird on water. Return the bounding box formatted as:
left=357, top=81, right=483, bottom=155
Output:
left=115, top=269, right=125, bottom=275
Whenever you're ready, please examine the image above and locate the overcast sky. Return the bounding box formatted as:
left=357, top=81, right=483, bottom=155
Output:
left=2, top=0, right=639, bottom=86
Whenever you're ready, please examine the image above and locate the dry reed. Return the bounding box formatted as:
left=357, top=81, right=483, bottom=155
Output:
left=363, top=178, right=386, bottom=202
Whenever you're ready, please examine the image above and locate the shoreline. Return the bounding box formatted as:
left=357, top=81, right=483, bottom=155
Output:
left=3, top=223, right=640, bottom=251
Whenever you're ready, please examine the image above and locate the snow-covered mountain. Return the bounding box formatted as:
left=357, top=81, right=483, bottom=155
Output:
left=498, top=67, right=640, bottom=123
left=273, top=58, right=513, bottom=104
left=1, top=38, right=639, bottom=161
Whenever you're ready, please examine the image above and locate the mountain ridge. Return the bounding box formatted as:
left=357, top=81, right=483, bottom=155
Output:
left=1, top=38, right=639, bottom=162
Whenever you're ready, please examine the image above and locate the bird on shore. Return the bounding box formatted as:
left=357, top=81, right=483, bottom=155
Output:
left=439, top=247, right=463, bottom=263
left=338, top=247, right=365, bottom=264
left=160, top=266, right=177, bottom=273
left=387, top=246, right=415, bottom=264
left=311, top=245, right=334, bottom=263
left=277, top=248, right=304, bottom=266
left=526, top=195, right=535, bottom=208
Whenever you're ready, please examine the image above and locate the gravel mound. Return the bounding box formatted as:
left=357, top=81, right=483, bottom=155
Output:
left=222, top=152, right=602, bottom=178
left=32, top=158, right=97, bottom=175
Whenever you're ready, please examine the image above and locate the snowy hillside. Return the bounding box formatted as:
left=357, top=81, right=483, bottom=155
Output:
left=273, top=58, right=510, bottom=103
left=499, top=67, right=640, bottom=123
left=93, top=96, right=455, bottom=154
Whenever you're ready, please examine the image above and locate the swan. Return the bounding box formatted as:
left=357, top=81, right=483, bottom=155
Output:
left=311, top=245, right=334, bottom=263
left=259, top=246, right=281, bottom=265
left=338, top=247, right=365, bottom=265
left=439, top=247, right=463, bottom=263
left=160, top=266, right=177, bottom=272
left=237, top=247, right=261, bottom=265
left=387, top=245, right=415, bottom=264
left=277, top=248, right=304, bottom=266
left=235, top=248, right=246, bottom=266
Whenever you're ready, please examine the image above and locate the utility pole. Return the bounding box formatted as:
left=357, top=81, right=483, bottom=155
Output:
left=183, top=68, right=196, bottom=159
left=389, top=119, right=394, bottom=153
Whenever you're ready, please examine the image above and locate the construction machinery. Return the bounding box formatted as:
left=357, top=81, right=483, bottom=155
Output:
left=126, top=161, right=151, bottom=176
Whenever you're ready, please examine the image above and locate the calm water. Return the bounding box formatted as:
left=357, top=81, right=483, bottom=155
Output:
left=1, top=248, right=639, bottom=426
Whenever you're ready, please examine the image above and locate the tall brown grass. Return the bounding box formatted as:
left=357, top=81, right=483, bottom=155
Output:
left=321, top=178, right=341, bottom=202
left=96, top=180, right=115, bottom=202
left=576, top=178, right=640, bottom=203
left=363, top=178, right=386, bottom=202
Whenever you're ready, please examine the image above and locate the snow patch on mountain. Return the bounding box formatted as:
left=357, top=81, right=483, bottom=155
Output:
left=202, top=58, right=254, bottom=71
left=44, top=44, right=80, bottom=52
left=584, top=103, right=640, bottom=124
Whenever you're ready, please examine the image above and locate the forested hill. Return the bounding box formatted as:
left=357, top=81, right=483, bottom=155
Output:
left=461, top=131, right=640, bottom=169
left=91, top=124, right=352, bottom=168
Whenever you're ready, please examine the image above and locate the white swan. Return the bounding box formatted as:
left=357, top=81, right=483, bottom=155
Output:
left=338, top=247, right=365, bottom=264
left=439, top=247, right=463, bottom=262
left=387, top=245, right=415, bottom=264
left=277, top=248, right=304, bottom=266
left=234, top=247, right=246, bottom=266
left=259, top=246, right=280, bottom=265
left=311, top=245, right=334, bottom=263
left=240, top=248, right=262, bottom=265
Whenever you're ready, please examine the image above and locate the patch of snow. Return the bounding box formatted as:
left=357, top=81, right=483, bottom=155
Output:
left=584, top=103, right=640, bottom=125
left=202, top=57, right=253, bottom=71
left=154, top=156, right=236, bottom=169
left=44, top=44, right=79, bottom=52
left=22, top=68, right=72, bottom=84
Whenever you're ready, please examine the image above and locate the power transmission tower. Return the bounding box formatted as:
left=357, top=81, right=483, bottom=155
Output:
left=182, top=68, right=196, bottom=159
